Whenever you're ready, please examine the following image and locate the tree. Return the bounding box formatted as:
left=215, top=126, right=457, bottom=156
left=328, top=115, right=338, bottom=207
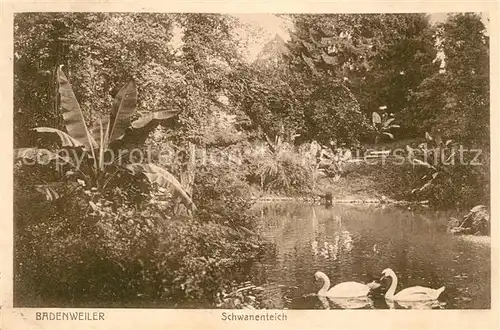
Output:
left=14, top=13, right=252, bottom=195
left=229, top=52, right=307, bottom=142
left=170, top=13, right=248, bottom=146
left=406, top=13, right=489, bottom=146
left=235, top=17, right=369, bottom=146
left=283, top=14, right=438, bottom=140
left=14, top=13, right=178, bottom=147
left=356, top=14, right=438, bottom=120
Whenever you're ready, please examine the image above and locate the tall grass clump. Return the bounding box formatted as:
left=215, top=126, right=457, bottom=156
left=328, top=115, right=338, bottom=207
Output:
left=249, top=141, right=312, bottom=194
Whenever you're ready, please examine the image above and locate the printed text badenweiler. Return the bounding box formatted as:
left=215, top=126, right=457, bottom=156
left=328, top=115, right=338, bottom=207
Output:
left=36, top=312, right=105, bottom=321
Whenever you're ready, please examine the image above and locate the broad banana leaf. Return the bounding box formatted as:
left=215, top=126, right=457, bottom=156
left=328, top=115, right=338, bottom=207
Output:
left=131, top=109, right=182, bottom=129
left=470, top=205, right=486, bottom=213
left=98, top=118, right=105, bottom=171
left=320, top=36, right=335, bottom=46
left=433, top=133, right=442, bottom=145
left=33, top=127, right=84, bottom=148
left=383, top=118, right=395, bottom=126
left=301, top=53, right=317, bottom=74
left=418, top=175, right=438, bottom=192
left=92, top=81, right=137, bottom=145
left=126, top=163, right=196, bottom=212
left=301, top=40, right=316, bottom=54
left=57, top=65, right=97, bottom=151
left=321, top=52, right=337, bottom=65
left=35, top=185, right=60, bottom=201
left=341, top=149, right=352, bottom=161
left=383, top=132, right=394, bottom=139
left=445, top=150, right=456, bottom=164
left=412, top=158, right=436, bottom=170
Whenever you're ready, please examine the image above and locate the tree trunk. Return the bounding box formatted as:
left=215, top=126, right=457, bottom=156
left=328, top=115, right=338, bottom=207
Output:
left=175, top=142, right=197, bottom=216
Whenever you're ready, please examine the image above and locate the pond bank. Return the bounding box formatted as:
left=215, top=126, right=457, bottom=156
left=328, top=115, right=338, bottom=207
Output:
left=457, top=235, right=491, bottom=246
left=251, top=159, right=419, bottom=206
left=254, top=195, right=429, bottom=206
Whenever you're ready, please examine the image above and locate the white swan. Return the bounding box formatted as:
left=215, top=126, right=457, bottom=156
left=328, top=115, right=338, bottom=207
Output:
left=381, top=268, right=445, bottom=302
left=315, top=271, right=380, bottom=298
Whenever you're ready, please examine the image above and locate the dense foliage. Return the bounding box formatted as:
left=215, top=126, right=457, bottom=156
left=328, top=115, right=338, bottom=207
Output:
left=14, top=167, right=262, bottom=307
left=284, top=14, right=438, bottom=139
left=13, top=12, right=490, bottom=307
left=404, top=13, right=489, bottom=146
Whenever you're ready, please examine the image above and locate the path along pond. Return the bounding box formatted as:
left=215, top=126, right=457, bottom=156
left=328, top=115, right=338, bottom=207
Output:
left=244, top=203, right=490, bottom=309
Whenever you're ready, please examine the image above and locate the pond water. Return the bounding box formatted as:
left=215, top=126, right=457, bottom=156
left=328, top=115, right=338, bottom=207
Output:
left=247, top=203, right=490, bottom=309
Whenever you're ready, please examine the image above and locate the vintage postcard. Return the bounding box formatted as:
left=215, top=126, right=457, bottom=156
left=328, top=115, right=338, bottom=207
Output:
left=1, top=1, right=498, bottom=329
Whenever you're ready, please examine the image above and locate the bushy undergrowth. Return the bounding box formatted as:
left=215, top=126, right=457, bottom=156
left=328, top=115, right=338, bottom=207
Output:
left=417, top=160, right=490, bottom=208
left=324, top=161, right=419, bottom=202
left=193, top=162, right=256, bottom=229
left=14, top=163, right=264, bottom=308
left=253, top=151, right=311, bottom=194
left=336, top=149, right=489, bottom=208
left=405, top=136, right=490, bottom=208
left=245, top=142, right=313, bottom=195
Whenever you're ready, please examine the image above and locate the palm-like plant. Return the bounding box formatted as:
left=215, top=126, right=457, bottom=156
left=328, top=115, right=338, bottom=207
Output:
left=254, top=132, right=311, bottom=193
left=316, top=143, right=352, bottom=180
left=406, top=131, right=454, bottom=194
left=371, top=110, right=400, bottom=144
left=15, top=66, right=196, bottom=212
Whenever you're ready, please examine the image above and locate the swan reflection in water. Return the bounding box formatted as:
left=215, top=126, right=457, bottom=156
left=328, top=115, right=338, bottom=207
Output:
left=317, top=295, right=330, bottom=309
left=316, top=293, right=446, bottom=310
left=317, top=295, right=374, bottom=309
left=328, top=296, right=374, bottom=309
left=385, top=299, right=446, bottom=309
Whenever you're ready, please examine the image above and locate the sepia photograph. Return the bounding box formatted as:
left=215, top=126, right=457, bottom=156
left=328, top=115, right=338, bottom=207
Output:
left=2, top=3, right=497, bottom=329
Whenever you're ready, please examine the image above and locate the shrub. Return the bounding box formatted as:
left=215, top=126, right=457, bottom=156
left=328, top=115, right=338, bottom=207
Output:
left=421, top=162, right=489, bottom=208
left=14, top=168, right=264, bottom=308
left=249, top=142, right=312, bottom=194
left=406, top=132, right=490, bottom=208
left=192, top=161, right=256, bottom=229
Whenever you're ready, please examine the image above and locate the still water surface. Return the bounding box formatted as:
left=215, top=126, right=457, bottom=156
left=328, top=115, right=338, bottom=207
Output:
left=248, top=203, right=490, bottom=309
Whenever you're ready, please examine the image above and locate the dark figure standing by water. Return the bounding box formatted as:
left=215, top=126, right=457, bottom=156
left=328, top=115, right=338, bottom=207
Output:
left=324, top=192, right=333, bottom=206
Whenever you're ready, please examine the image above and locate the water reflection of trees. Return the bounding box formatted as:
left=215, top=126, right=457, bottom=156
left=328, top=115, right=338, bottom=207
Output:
left=251, top=203, right=479, bottom=309
left=311, top=212, right=354, bottom=264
